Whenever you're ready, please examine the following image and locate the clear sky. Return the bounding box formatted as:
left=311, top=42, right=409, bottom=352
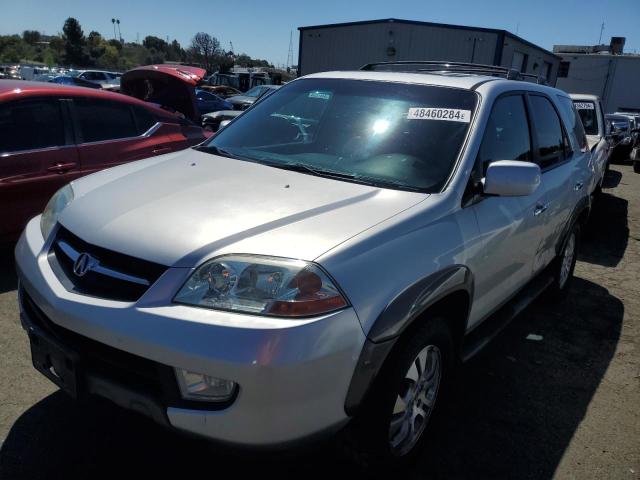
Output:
left=1, top=0, right=639, bottom=66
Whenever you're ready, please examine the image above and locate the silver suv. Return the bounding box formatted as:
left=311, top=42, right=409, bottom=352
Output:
left=15, top=62, right=592, bottom=467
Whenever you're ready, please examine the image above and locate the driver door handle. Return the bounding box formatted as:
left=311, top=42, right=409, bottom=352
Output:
left=534, top=203, right=548, bottom=216
left=152, top=145, right=172, bottom=155
left=47, top=162, right=78, bottom=173
left=574, top=181, right=584, bottom=191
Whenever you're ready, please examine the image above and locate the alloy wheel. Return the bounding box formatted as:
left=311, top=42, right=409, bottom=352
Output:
left=388, top=344, right=442, bottom=456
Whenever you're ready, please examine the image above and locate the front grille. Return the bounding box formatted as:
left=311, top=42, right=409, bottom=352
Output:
left=48, top=227, right=168, bottom=302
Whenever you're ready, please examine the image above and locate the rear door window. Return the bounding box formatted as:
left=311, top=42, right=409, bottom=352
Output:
left=477, top=94, right=532, bottom=173
left=0, top=98, right=65, bottom=153
left=528, top=95, right=566, bottom=169
left=74, top=99, right=139, bottom=143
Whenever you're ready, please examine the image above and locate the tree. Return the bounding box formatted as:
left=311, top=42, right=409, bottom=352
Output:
left=143, top=35, right=168, bottom=53
left=190, top=32, right=220, bottom=72
left=62, top=17, right=88, bottom=66
left=87, top=31, right=105, bottom=65
left=22, top=30, right=41, bottom=45
left=167, top=39, right=186, bottom=62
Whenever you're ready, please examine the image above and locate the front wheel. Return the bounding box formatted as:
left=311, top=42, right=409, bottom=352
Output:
left=339, top=318, right=453, bottom=469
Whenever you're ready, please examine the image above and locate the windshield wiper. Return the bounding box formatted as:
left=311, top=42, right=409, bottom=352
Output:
left=271, top=162, right=425, bottom=192
left=193, top=144, right=248, bottom=160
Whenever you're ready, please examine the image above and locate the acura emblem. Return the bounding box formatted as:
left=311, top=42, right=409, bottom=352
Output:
left=73, top=253, right=98, bottom=277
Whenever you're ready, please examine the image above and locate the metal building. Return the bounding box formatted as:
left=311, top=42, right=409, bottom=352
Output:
left=554, top=38, right=640, bottom=113
left=298, top=18, right=561, bottom=84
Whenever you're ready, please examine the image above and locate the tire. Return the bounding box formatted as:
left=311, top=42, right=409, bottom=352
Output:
left=547, top=223, right=580, bottom=300
left=339, top=318, right=454, bottom=470
left=634, top=161, right=640, bottom=174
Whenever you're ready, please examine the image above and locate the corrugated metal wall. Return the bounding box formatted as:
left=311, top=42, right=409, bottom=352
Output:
left=299, top=23, right=499, bottom=75
left=556, top=55, right=640, bottom=113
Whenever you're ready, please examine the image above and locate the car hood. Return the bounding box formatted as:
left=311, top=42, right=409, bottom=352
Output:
left=121, top=65, right=207, bottom=122
left=228, top=95, right=255, bottom=104
left=202, top=110, right=242, bottom=119
left=60, top=150, right=427, bottom=267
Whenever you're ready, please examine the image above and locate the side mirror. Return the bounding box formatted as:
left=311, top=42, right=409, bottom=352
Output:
left=483, top=160, right=541, bottom=197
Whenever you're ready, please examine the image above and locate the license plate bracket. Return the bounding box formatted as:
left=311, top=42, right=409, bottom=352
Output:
left=29, top=329, right=83, bottom=399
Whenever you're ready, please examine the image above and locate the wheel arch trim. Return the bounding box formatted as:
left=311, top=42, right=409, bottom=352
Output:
left=344, top=265, right=473, bottom=416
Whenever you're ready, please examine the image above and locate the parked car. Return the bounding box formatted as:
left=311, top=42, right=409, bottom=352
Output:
left=606, top=114, right=633, bottom=161
left=121, top=64, right=224, bottom=123
left=48, top=75, right=102, bottom=89
left=198, top=85, right=243, bottom=98
left=201, top=109, right=242, bottom=132
left=614, top=112, right=640, bottom=149
left=0, top=80, right=208, bottom=243
left=69, top=70, right=121, bottom=89
left=194, top=88, right=233, bottom=115
left=15, top=64, right=593, bottom=469
left=227, top=84, right=280, bottom=110
left=570, top=94, right=610, bottom=194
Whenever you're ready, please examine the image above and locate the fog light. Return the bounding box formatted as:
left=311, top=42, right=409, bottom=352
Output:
left=175, top=368, right=236, bottom=402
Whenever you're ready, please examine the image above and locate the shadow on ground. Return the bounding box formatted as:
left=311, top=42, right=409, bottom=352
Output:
left=0, top=246, right=17, bottom=294
left=601, top=169, right=622, bottom=189
left=580, top=189, right=628, bottom=267
left=0, top=276, right=622, bottom=480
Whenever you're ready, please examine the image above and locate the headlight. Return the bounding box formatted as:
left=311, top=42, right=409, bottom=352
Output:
left=40, top=184, right=74, bottom=240
left=174, top=255, right=348, bottom=317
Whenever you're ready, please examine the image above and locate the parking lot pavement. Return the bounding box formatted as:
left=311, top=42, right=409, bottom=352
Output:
left=0, top=165, right=638, bottom=480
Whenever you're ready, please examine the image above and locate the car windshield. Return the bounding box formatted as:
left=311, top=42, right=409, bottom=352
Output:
left=608, top=117, right=629, bottom=131
left=244, top=86, right=268, bottom=98
left=201, top=78, right=478, bottom=193
left=573, top=101, right=598, bottom=136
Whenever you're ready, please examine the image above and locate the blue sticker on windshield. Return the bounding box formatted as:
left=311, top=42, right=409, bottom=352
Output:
left=308, top=91, right=332, bottom=100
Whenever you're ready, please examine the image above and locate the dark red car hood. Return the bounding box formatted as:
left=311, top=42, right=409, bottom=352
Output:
left=121, top=65, right=207, bottom=122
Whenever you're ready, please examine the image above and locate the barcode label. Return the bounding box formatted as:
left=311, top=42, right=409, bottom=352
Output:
left=407, top=108, right=471, bottom=122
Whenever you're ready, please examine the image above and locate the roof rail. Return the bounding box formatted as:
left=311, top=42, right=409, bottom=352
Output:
left=360, top=61, right=548, bottom=85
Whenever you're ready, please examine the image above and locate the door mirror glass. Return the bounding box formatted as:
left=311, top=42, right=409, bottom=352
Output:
left=483, top=160, right=541, bottom=197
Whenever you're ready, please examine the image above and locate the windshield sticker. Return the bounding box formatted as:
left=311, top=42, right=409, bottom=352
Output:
left=407, top=108, right=471, bottom=123
left=574, top=102, right=595, bottom=110
left=308, top=91, right=332, bottom=100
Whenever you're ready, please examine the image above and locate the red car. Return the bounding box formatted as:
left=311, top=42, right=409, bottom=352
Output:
left=0, top=79, right=208, bottom=243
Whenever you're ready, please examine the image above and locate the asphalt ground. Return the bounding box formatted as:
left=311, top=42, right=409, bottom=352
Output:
left=0, top=164, right=638, bottom=479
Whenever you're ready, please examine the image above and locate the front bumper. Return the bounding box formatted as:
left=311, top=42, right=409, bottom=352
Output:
left=15, top=217, right=367, bottom=446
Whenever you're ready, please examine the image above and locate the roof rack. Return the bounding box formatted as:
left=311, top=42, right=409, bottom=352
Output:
left=360, top=61, right=548, bottom=85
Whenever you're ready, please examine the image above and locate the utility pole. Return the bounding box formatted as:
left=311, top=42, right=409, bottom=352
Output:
left=598, top=21, right=605, bottom=45
left=286, top=30, right=294, bottom=70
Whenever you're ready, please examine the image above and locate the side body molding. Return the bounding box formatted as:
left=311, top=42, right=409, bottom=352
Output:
left=344, top=265, right=473, bottom=415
